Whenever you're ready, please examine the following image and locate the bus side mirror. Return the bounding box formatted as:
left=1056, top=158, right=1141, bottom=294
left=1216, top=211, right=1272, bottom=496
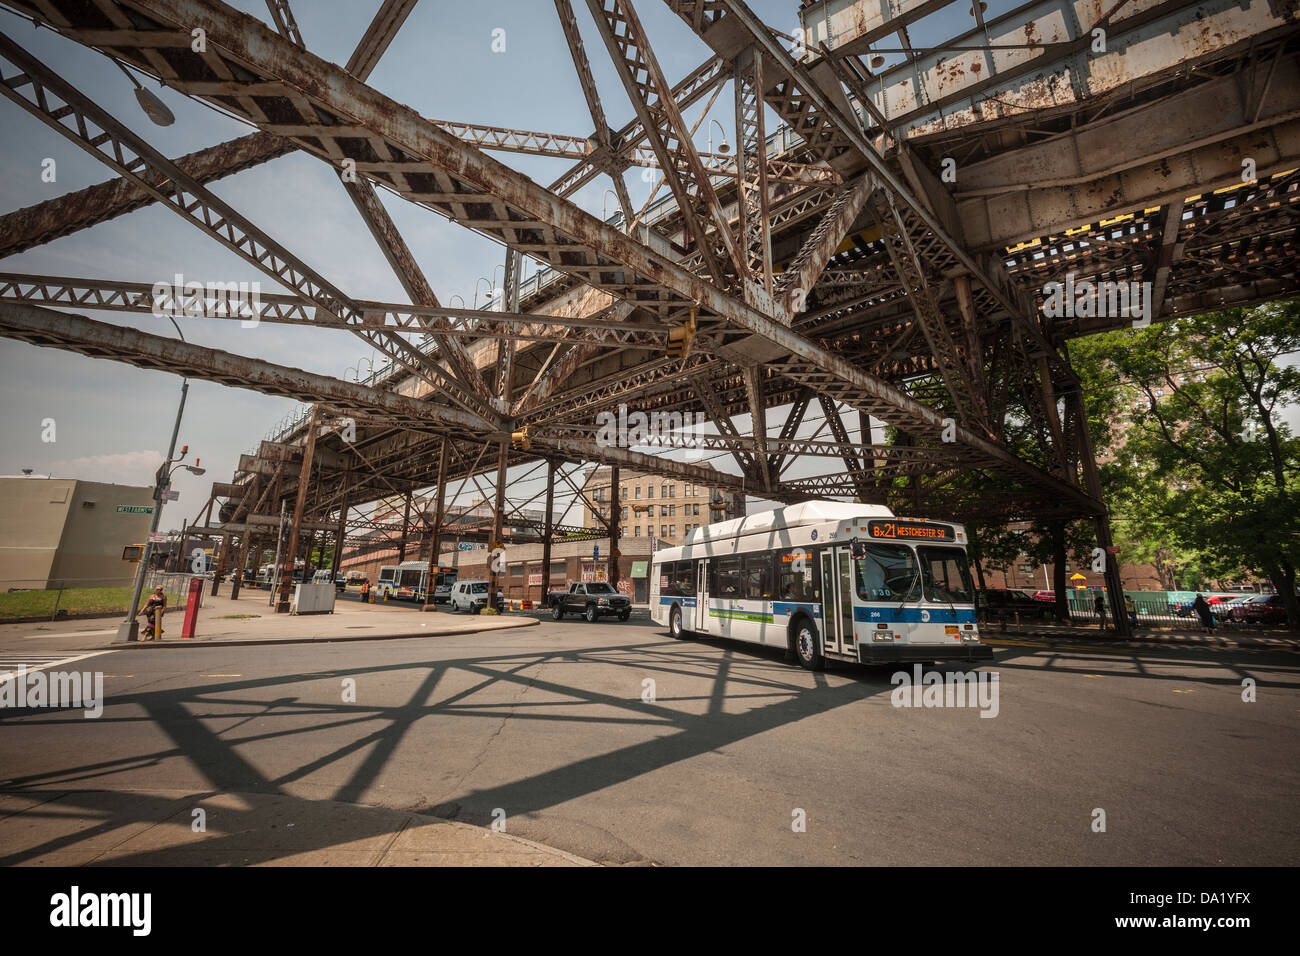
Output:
left=849, top=541, right=868, bottom=560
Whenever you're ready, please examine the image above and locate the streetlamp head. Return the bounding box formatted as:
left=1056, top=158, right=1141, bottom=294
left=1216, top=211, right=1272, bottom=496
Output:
left=186, top=466, right=206, bottom=476
left=134, top=86, right=175, bottom=127
left=717, top=141, right=731, bottom=154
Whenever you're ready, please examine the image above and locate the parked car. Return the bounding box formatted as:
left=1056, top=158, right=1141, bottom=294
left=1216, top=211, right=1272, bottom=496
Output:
left=978, top=588, right=1052, bottom=621
left=547, top=581, right=632, bottom=622
left=1171, top=595, right=1234, bottom=617
left=1030, top=590, right=1058, bottom=603
left=1229, top=593, right=1286, bottom=625
left=1211, top=596, right=1253, bottom=619
left=449, top=579, right=504, bottom=614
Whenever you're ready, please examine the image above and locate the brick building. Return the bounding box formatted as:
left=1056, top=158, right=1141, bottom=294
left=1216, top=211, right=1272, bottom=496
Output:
left=579, top=466, right=744, bottom=546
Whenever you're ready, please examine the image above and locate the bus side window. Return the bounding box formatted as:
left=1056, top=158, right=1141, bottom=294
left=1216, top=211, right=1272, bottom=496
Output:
left=676, top=561, right=694, bottom=596
left=777, top=549, right=814, bottom=603
left=714, top=556, right=742, bottom=596
left=743, top=554, right=772, bottom=600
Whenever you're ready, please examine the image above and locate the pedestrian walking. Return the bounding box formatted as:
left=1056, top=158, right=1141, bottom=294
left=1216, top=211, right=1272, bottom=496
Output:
left=137, top=585, right=167, bottom=641
left=1094, top=589, right=1107, bottom=631
left=1125, top=594, right=1138, bottom=631
left=1192, top=593, right=1215, bottom=633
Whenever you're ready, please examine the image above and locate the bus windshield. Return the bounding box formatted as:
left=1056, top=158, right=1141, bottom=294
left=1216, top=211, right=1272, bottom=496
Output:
left=854, top=543, right=921, bottom=602
left=918, top=546, right=975, bottom=604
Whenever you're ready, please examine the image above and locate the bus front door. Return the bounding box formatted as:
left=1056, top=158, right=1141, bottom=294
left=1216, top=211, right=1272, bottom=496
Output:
left=694, top=560, right=708, bottom=632
left=819, top=548, right=856, bottom=656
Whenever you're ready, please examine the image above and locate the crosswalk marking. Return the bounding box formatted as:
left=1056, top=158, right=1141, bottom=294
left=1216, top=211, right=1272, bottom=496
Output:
left=0, top=651, right=115, bottom=682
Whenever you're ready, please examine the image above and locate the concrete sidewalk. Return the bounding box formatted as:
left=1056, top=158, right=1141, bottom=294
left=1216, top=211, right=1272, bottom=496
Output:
left=0, top=789, right=595, bottom=866
left=0, top=590, right=537, bottom=652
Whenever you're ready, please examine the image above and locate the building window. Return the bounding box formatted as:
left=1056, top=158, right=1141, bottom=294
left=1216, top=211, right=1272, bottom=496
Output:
left=669, top=484, right=676, bottom=498
left=635, top=486, right=641, bottom=499
left=647, top=486, right=654, bottom=499
left=661, top=484, right=669, bottom=498
left=670, top=525, right=676, bottom=537
left=661, top=525, right=668, bottom=537
left=634, top=526, right=641, bottom=536
left=621, top=507, right=628, bottom=520
left=693, top=503, right=700, bottom=516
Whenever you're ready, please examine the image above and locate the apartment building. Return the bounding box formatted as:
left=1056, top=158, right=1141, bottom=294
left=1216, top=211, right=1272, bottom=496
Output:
left=579, top=466, right=744, bottom=546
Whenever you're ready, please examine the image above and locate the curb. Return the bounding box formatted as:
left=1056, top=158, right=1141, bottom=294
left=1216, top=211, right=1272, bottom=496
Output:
left=986, top=629, right=1297, bottom=651
left=76, top=615, right=540, bottom=651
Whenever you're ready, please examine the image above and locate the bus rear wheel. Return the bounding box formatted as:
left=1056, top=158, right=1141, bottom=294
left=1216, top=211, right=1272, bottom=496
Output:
left=670, top=605, right=684, bottom=639
left=792, top=619, right=824, bottom=671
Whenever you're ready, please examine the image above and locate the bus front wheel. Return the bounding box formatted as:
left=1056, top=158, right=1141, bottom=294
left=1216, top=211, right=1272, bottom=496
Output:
left=792, top=619, right=824, bottom=671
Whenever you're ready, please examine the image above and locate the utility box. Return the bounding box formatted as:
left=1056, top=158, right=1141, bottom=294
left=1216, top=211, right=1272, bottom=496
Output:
left=291, top=582, right=336, bottom=615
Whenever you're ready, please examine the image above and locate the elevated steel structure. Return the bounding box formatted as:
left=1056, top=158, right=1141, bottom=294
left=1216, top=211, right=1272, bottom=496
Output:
left=0, top=0, right=1296, bottom=627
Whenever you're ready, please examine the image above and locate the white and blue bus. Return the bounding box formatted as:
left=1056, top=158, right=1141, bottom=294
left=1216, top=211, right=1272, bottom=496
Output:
left=650, top=500, right=992, bottom=670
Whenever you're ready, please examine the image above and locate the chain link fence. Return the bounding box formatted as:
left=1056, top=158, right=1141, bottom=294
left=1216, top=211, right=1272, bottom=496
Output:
left=0, top=572, right=203, bottom=623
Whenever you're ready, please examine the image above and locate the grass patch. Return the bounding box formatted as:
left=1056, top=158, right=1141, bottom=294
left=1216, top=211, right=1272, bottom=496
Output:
left=0, top=586, right=202, bottom=622
left=0, top=586, right=136, bottom=622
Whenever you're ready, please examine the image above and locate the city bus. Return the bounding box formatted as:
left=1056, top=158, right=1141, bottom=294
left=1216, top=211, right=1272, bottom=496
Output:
left=391, top=561, right=458, bottom=602
left=650, top=500, right=992, bottom=670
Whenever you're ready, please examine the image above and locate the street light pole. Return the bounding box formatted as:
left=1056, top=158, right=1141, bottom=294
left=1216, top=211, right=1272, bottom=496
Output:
left=114, top=376, right=188, bottom=643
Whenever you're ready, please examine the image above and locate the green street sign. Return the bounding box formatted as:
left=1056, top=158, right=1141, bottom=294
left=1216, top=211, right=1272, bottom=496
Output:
left=116, top=505, right=154, bottom=514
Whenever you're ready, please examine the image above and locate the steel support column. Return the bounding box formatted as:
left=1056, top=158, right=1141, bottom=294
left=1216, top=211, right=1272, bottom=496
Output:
left=541, top=458, right=556, bottom=601
left=422, top=440, right=449, bottom=611
left=608, top=465, right=621, bottom=591
left=277, top=406, right=319, bottom=613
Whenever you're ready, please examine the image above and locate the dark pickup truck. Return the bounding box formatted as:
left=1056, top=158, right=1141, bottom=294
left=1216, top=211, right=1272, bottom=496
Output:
left=547, top=582, right=632, bottom=622
left=978, top=587, right=1054, bottom=621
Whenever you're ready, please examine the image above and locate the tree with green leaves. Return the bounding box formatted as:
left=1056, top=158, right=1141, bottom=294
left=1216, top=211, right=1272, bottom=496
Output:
left=1067, top=300, right=1300, bottom=626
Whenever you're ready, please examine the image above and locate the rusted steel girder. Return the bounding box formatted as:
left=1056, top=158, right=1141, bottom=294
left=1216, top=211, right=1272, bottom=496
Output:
left=0, top=0, right=413, bottom=260
left=586, top=0, right=744, bottom=283
left=778, top=173, right=877, bottom=318
left=0, top=302, right=496, bottom=435
left=0, top=132, right=293, bottom=259
left=0, top=31, right=493, bottom=420
left=554, top=0, right=635, bottom=225
left=0, top=272, right=666, bottom=347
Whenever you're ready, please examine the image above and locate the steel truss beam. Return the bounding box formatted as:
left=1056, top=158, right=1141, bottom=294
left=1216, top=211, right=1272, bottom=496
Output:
left=0, top=303, right=493, bottom=434
left=0, top=31, right=496, bottom=422
left=585, top=0, right=743, bottom=283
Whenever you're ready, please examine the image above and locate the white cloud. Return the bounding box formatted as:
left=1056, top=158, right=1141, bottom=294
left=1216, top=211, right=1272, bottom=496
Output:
left=43, top=450, right=164, bottom=486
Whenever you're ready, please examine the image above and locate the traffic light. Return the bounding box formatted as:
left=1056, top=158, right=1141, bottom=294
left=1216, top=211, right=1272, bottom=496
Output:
left=666, top=308, right=696, bottom=359
left=511, top=425, right=531, bottom=451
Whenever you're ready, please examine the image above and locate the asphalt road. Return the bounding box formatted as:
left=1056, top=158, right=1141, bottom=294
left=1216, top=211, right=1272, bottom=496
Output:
left=1, top=614, right=1296, bottom=866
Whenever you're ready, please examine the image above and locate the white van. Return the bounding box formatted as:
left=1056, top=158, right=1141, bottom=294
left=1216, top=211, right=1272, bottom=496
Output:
left=449, top=579, right=503, bottom=614
left=375, top=565, right=398, bottom=598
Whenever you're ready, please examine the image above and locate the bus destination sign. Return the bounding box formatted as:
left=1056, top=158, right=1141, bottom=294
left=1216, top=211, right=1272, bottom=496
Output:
left=867, top=519, right=956, bottom=542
